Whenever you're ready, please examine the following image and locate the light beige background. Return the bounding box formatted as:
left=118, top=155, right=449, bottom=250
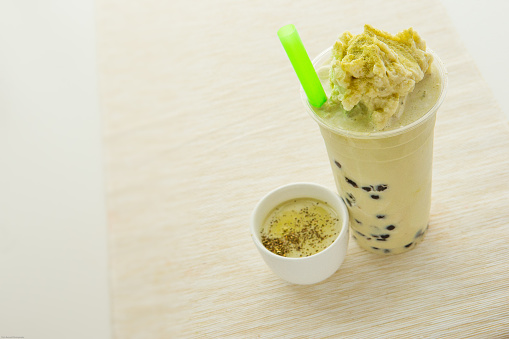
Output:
left=97, top=0, right=509, bottom=337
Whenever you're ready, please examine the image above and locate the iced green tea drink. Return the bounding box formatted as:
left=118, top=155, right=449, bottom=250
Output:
left=302, top=25, right=447, bottom=255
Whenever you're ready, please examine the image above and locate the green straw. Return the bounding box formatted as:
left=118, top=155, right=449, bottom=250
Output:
left=277, top=24, right=327, bottom=108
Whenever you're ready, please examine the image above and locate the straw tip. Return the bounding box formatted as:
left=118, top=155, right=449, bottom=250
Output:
left=277, top=24, right=296, bottom=39
left=310, top=97, right=327, bottom=108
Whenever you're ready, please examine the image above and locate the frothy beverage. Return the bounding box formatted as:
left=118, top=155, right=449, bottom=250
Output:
left=302, top=26, right=447, bottom=255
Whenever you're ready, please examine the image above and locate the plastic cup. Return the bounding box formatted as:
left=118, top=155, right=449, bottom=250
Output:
left=301, top=48, right=448, bottom=255
left=250, top=183, right=349, bottom=284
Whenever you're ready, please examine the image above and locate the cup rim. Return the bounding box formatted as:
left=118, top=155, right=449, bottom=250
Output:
left=301, top=47, right=448, bottom=139
left=250, top=182, right=349, bottom=261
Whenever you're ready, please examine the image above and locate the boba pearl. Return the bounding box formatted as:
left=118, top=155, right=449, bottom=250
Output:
left=344, top=177, right=358, bottom=188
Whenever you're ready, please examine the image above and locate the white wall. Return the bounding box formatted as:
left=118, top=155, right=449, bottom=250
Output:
left=0, top=1, right=111, bottom=338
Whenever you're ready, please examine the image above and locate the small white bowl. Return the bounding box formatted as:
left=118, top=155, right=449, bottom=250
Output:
left=250, top=183, right=349, bottom=285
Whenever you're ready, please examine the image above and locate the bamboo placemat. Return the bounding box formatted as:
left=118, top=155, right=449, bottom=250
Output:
left=96, top=0, right=509, bottom=337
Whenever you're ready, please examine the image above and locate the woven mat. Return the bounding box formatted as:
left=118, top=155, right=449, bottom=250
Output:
left=96, top=0, right=509, bottom=337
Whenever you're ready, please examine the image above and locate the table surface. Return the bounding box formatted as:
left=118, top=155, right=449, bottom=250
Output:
left=1, top=0, right=509, bottom=338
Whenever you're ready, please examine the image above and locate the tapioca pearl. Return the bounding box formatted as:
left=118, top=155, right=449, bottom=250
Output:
left=414, top=228, right=426, bottom=239
left=370, top=234, right=385, bottom=241
left=355, top=230, right=365, bottom=237
left=380, top=234, right=390, bottom=239
left=361, top=186, right=371, bottom=192
left=344, top=177, right=358, bottom=188
left=345, top=198, right=352, bottom=207
left=371, top=195, right=380, bottom=200
left=386, top=225, right=396, bottom=231
left=376, top=215, right=386, bottom=219
left=404, top=242, right=413, bottom=248
left=376, top=184, right=388, bottom=192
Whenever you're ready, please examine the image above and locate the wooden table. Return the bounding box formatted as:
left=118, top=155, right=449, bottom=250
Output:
left=97, top=0, right=509, bottom=336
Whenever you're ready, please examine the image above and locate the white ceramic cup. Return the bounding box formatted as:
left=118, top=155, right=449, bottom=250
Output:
left=251, top=183, right=349, bottom=285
